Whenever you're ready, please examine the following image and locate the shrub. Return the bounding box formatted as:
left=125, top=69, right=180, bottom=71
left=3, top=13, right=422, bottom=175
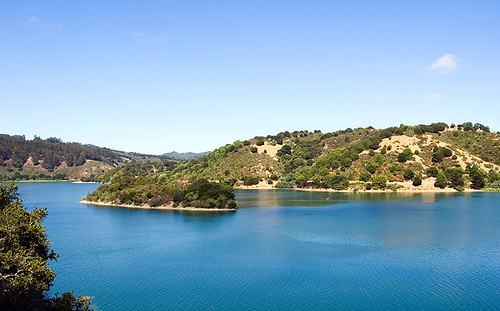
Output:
left=397, top=152, right=407, bottom=163
left=277, top=145, right=292, bottom=156
left=341, top=157, right=352, bottom=168
left=250, top=147, right=258, bottom=153
left=365, top=182, right=372, bottom=190
left=224, top=178, right=237, bottom=186
left=372, top=175, right=387, bottom=189
left=243, top=176, right=260, bottom=186
left=413, top=175, right=422, bottom=186
left=403, top=168, right=415, bottom=180
left=434, top=172, right=448, bottom=188
left=365, top=162, right=378, bottom=174
left=469, top=166, right=485, bottom=189
left=432, top=152, right=443, bottom=163
left=359, top=170, right=371, bottom=182
left=381, top=146, right=387, bottom=155
left=402, top=148, right=413, bottom=161
left=426, top=166, right=439, bottom=177
left=256, top=139, right=265, bottom=146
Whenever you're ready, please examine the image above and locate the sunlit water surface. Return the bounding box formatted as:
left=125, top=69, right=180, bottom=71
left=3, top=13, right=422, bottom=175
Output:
left=16, top=182, right=500, bottom=310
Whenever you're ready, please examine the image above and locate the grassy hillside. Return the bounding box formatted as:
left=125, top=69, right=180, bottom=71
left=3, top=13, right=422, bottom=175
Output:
left=86, top=122, right=500, bottom=193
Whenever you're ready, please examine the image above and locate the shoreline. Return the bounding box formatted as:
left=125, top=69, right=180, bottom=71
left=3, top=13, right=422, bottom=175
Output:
left=80, top=200, right=237, bottom=212
left=236, top=185, right=481, bottom=193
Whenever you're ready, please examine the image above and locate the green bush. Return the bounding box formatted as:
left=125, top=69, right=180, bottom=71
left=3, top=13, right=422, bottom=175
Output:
left=359, top=170, right=371, bottom=182
left=397, top=152, right=407, bottom=163
left=434, top=172, right=448, bottom=188
left=403, top=168, right=415, bottom=180
left=403, top=148, right=413, bottom=161
left=277, top=145, right=292, bottom=156
left=243, top=176, right=260, bottom=186
left=365, top=162, right=378, bottom=174
left=380, top=146, right=387, bottom=155
left=341, top=157, right=352, bottom=168
left=372, top=175, right=387, bottom=189
left=412, top=175, right=422, bottom=186
left=426, top=166, right=439, bottom=177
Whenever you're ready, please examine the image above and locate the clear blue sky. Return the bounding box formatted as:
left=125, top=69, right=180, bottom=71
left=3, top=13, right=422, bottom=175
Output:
left=1, top=1, right=499, bottom=154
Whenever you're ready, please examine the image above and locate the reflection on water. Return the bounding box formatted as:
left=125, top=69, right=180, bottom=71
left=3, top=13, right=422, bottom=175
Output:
left=235, top=189, right=467, bottom=208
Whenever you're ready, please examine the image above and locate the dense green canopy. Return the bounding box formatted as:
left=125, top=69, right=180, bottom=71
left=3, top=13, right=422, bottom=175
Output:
left=0, top=182, right=94, bottom=311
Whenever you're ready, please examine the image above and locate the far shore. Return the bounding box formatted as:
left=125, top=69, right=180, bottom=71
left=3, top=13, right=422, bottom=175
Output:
left=80, top=200, right=237, bottom=212
left=291, top=187, right=480, bottom=193
left=235, top=178, right=482, bottom=193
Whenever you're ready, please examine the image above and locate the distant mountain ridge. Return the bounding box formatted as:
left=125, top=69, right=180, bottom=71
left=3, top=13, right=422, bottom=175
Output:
left=160, top=151, right=211, bottom=161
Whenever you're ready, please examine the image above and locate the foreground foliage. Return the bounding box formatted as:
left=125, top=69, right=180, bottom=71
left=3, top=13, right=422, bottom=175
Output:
left=0, top=182, right=95, bottom=310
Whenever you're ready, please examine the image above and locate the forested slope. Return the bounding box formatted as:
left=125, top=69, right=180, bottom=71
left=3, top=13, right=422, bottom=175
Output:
left=0, top=134, right=162, bottom=180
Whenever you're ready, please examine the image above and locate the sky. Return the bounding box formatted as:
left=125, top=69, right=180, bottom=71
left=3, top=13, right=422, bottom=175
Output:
left=1, top=1, right=499, bottom=154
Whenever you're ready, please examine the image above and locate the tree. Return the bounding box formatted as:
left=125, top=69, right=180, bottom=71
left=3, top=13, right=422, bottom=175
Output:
left=365, top=162, right=378, bottom=174
left=426, top=166, right=439, bottom=177
left=413, top=175, right=422, bottom=186
left=434, top=172, right=448, bottom=189
left=469, top=166, right=485, bottom=189
left=359, top=170, right=371, bottom=182
left=402, top=148, right=413, bottom=161
left=295, top=175, right=307, bottom=188
left=397, top=152, right=407, bottom=163
left=432, top=151, right=443, bottom=163
left=403, top=168, right=415, bottom=180
left=0, top=182, right=94, bottom=310
left=341, top=157, right=352, bottom=168
left=372, top=175, right=387, bottom=189
left=445, top=167, right=464, bottom=190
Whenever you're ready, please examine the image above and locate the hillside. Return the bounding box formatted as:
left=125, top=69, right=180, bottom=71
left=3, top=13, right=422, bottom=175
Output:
left=0, top=134, right=164, bottom=180
left=86, top=122, right=500, bottom=196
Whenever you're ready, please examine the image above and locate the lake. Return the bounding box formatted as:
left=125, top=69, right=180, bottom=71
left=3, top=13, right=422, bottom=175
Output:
left=16, top=182, right=500, bottom=310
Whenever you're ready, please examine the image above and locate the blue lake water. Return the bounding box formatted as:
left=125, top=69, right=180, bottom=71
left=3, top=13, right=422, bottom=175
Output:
left=16, top=182, right=500, bottom=310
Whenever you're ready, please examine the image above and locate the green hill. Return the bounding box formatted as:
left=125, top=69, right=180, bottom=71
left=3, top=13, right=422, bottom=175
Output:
left=85, top=122, right=500, bottom=206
